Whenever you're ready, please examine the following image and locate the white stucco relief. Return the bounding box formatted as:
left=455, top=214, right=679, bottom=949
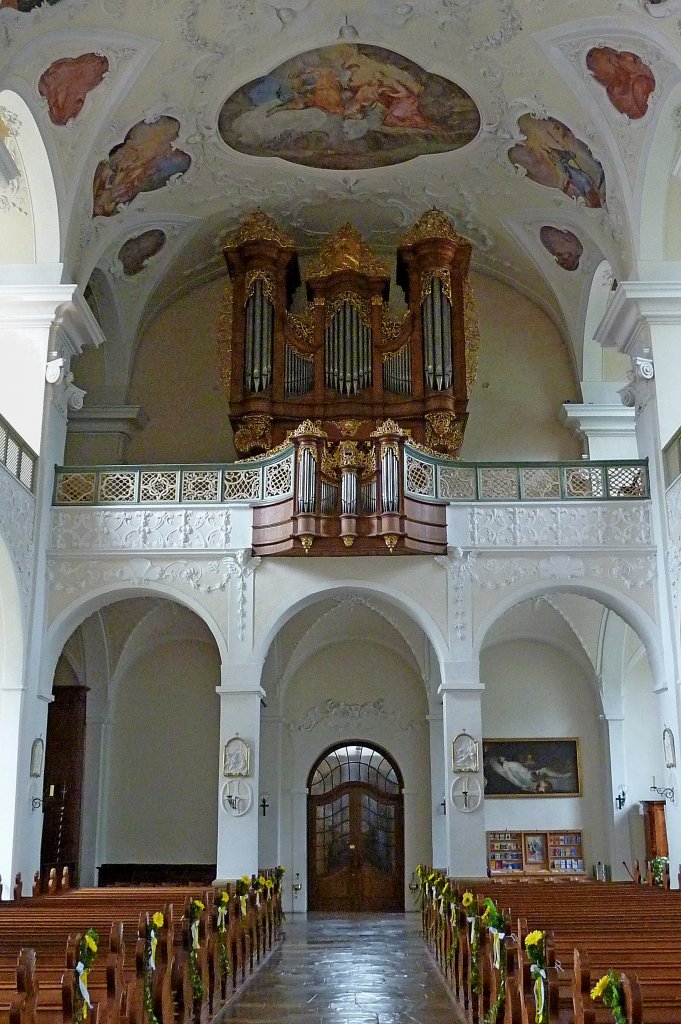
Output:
left=290, top=697, right=424, bottom=735
left=0, top=465, right=35, bottom=618
left=51, top=507, right=232, bottom=551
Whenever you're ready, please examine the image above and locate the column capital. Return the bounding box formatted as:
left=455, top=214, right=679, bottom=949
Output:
left=438, top=660, right=482, bottom=691
left=596, top=280, right=681, bottom=357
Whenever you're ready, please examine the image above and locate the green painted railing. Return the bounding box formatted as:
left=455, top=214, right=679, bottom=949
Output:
left=53, top=446, right=649, bottom=507
left=0, top=411, right=37, bottom=492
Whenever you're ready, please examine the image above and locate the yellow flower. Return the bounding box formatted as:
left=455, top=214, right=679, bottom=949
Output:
left=462, top=891, right=474, bottom=908
left=590, top=975, right=609, bottom=1001
left=193, top=899, right=205, bottom=911
left=525, top=930, right=543, bottom=948
left=220, top=891, right=228, bottom=903
left=481, top=906, right=491, bottom=924
left=258, top=876, right=266, bottom=887
left=265, top=878, right=274, bottom=889
left=152, top=912, right=164, bottom=929
left=427, top=872, right=437, bottom=882
left=85, top=934, right=97, bottom=953
left=241, top=874, right=251, bottom=885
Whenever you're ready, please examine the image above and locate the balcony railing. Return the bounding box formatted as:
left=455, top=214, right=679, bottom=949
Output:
left=0, top=411, right=37, bottom=492
left=53, top=448, right=649, bottom=508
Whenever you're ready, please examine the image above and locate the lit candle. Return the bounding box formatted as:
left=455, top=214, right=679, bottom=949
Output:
left=49, top=784, right=54, bottom=797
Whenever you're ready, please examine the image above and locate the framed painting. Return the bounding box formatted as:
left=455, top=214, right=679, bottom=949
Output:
left=452, top=731, right=479, bottom=773
left=482, top=738, right=581, bottom=798
left=223, top=736, right=250, bottom=777
left=523, top=833, right=548, bottom=868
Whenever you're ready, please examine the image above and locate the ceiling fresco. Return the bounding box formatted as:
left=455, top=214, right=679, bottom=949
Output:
left=218, top=43, right=481, bottom=170
left=2, top=0, right=681, bottom=393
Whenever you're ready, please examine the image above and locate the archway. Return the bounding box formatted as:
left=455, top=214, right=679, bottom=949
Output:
left=307, top=741, right=404, bottom=913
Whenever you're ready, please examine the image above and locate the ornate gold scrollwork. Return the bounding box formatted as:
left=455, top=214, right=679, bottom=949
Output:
left=307, top=223, right=390, bottom=279
left=289, top=419, right=327, bottom=439
left=399, top=208, right=469, bottom=249
left=381, top=307, right=409, bottom=341
left=324, top=291, right=371, bottom=330
left=370, top=418, right=409, bottom=438
left=244, top=269, right=275, bottom=304
left=234, top=414, right=273, bottom=456
left=216, top=277, right=233, bottom=398
left=223, top=208, right=296, bottom=250
left=286, top=304, right=315, bottom=345
left=463, top=278, right=480, bottom=394
left=331, top=419, right=365, bottom=437
left=425, top=412, right=464, bottom=455
left=421, top=267, right=452, bottom=303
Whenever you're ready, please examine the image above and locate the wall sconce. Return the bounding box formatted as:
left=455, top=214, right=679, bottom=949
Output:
left=650, top=776, right=675, bottom=803
left=440, top=797, right=447, bottom=816
left=615, top=785, right=627, bottom=810
left=260, top=793, right=270, bottom=817
left=408, top=871, right=419, bottom=894
left=292, top=872, right=302, bottom=893
left=31, top=783, right=56, bottom=812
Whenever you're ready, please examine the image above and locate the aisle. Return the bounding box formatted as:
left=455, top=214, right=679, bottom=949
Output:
left=219, top=913, right=462, bottom=1024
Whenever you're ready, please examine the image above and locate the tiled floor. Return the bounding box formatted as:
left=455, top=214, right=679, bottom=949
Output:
left=219, top=913, right=462, bottom=1024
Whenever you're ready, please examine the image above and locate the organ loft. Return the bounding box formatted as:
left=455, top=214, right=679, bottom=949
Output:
left=219, top=208, right=479, bottom=555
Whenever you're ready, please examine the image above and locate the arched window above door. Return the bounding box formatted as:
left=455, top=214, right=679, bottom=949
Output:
left=309, top=742, right=401, bottom=796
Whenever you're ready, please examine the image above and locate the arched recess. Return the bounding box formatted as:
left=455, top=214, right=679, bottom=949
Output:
left=476, top=584, right=662, bottom=881
left=44, top=588, right=226, bottom=885
left=0, top=537, right=26, bottom=895
left=307, top=740, right=404, bottom=912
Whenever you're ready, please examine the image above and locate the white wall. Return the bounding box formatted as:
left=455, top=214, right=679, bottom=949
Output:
left=481, top=639, right=607, bottom=872
left=103, top=639, right=220, bottom=863
left=622, top=652, right=660, bottom=866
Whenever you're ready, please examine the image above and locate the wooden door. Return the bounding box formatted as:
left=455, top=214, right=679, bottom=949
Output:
left=308, top=742, right=404, bottom=912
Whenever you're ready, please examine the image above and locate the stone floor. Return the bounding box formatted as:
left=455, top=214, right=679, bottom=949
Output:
left=219, top=913, right=463, bottom=1024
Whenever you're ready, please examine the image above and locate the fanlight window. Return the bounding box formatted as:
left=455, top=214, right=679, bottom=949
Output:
left=310, top=743, right=400, bottom=795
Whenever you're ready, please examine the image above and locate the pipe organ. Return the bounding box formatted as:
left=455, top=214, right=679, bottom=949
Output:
left=219, top=209, right=478, bottom=553
left=220, top=208, right=478, bottom=459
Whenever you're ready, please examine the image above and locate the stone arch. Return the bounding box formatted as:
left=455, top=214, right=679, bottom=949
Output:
left=473, top=578, right=664, bottom=692
left=253, top=578, right=449, bottom=684
left=636, top=79, right=681, bottom=262
left=0, top=89, right=60, bottom=266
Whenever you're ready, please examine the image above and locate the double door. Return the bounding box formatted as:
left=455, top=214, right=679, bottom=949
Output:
left=308, top=781, right=404, bottom=912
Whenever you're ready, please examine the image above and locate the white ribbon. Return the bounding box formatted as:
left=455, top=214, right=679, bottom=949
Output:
left=256, top=892, right=260, bottom=908
left=467, top=915, right=477, bottom=943
left=217, top=906, right=226, bottom=933
left=149, top=929, right=157, bottom=971
left=76, top=962, right=92, bottom=1010
left=439, top=895, right=445, bottom=915
left=240, top=895, right=247, bottom=917
left=530, top=964, right=547, bottom=1023
left=488, top=927, right=505, bottom=970
left=191, top=920, right=200, bottom=951
left=450, top=903, right=456, bottom=925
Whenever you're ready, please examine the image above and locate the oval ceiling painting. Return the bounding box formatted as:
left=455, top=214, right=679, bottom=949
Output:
left=218, top=43, right=481, bottom=170
left=540, top=226, right=584, bottom=271
left=508, top=114, right=606, bottom=209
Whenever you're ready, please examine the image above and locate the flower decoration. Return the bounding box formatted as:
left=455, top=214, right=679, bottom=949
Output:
left=188, top=899, right=204, bottom=1002
left=216, top=892, right=230, bottom=981
left=590, top=970, right=627, bottom=1024
left=524, top=931, right=548, bottom=1024
left=462, top=891, right=474, bottom=908
left=481, top=900, right=506, bottom=1024
left=73, top=928, right=98, bottom=1023
left=144, top=913, right=164, bottom=1024
left=152, top=912, right=164, bottom=930
left=650, top=855, right=668, bottom=887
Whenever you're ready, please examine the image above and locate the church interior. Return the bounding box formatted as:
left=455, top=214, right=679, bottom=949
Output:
left=4, top=0, right=681, bottom=940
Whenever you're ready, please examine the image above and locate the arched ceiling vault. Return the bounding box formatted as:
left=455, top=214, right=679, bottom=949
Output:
left=2, top=0, right=679, bottom=394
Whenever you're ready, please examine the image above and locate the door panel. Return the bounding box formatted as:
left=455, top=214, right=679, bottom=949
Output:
left=308, top=782, right=403, bottom=911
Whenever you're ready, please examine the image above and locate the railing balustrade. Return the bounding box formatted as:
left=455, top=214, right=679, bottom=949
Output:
left=0, top=411, right=37, bottom=492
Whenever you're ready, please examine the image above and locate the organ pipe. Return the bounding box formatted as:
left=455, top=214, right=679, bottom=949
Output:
left=243, top=278, right=274, bottom=392
left=341, top=471, right=358, bottom=515
left=324, top=300, right=372, bottom=395
left=297, top=447, right=317, bottom=514
left=421, top=276, right=453, bottom=392
left=383, top=344, right=412, bottom=395
left=381, top=446, right=399, bottom=514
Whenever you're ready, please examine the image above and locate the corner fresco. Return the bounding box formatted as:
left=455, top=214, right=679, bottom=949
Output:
left=539, top=226, right=583, bottom=271
left=117, top=229, right=166, bottom=276
left=218, top=43, right=481, bottom=170
left=586, top=47, right=655, bottom=120
left=92, top=116, right=191, bottom=218
left=508, top=114, right=606, bottom=209
left=39, top=53, right=109, bottom=126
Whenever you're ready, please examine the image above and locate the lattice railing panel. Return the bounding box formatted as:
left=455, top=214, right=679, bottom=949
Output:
left=98, top=472, right=137, bottom=503
left=521, top=467, right=561, bottom=500
left=438, top=465, right=477, bottom=500
left=140, top=471, right=179, bottom=502
left=181, top=471, right=220, bottom=502
left=264, top=453, right=293, bottom=498
left=405, top=454, right=435, bottom=497
left=606, top=464, right=647, bottom=498
left=564, top=466, right=604, bottom=499
left=478, top=467, right=519, bottom=501
left=223, top=469, right=261, bottom=500
left=54, top=471, right=96, bottom=504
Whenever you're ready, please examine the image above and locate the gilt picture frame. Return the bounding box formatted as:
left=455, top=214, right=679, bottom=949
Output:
left=483, top=738, right=581, bottom=798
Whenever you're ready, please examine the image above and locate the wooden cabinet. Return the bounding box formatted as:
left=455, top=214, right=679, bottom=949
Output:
left=486, top=829, right=584, bottom=876
left=641, top=801, right=668, bottom=860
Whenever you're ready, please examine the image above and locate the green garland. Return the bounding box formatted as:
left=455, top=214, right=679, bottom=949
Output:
left=188, top=899, right=204, bottom=1003
left=216, top=892, right=230, bottom=982
left=650, top=855, right=668, bottom=887
left=73, top=928, right=98, bottom=1024
left=462, top=892, right=480, bottom=994
left=591, top=970, right=627, bottom=1024
left=143, top=912, right=164, bottom=1024
left=481, top=899, right=506, bottom=1024
left=524, top=930, right=548, bottom=1024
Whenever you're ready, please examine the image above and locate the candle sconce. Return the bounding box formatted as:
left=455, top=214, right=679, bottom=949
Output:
left=408, top=872, right=419, bottom=894
left=292, top=872, right=302, bottom=893
left=650, top=777, right=675, bottom=803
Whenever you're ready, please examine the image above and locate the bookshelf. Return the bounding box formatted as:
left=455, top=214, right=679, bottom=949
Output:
left=486, top=829, right=584, bottom=876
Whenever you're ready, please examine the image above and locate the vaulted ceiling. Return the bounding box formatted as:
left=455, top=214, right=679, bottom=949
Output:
left=2, top=0, right=680, bottom=388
